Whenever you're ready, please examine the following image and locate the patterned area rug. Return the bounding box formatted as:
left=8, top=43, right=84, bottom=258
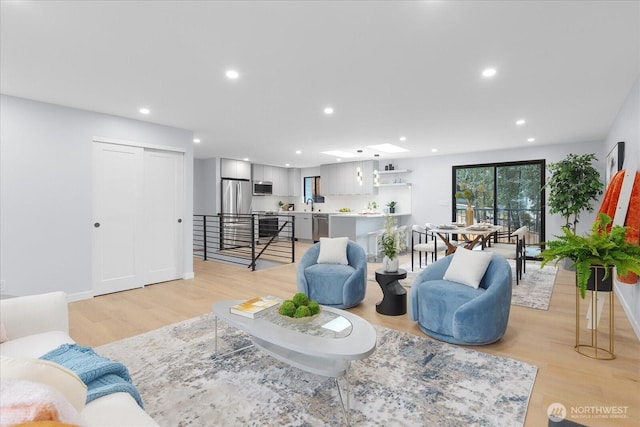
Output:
left=97, top=314, right=537, bottom=426
left=507, top=260, right=558, bottom=310
left=382, top=259, right=558, bottom=310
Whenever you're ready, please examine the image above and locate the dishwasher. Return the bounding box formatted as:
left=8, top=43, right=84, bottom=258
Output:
left=312, top=214, right=329, bottom=242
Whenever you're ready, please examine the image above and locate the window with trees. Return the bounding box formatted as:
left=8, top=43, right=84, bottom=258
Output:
left=452, top=160, right=545, bottom=255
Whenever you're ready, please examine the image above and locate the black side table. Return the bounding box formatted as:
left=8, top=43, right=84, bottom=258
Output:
left=375, top=269, right=407, bottom=316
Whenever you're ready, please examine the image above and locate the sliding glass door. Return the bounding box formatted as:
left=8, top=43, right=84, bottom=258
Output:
left=453, top=160, right=545, bottom=254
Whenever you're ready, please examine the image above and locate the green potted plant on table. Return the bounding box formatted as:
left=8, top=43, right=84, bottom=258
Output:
left=386, top=201, right=397, bottom=214
left=379, top=215, right=406, bottom=272
left=540, top=213, right=640, bottom=298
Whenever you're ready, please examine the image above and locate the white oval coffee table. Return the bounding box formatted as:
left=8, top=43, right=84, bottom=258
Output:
left=212, top=300, right=377, bottom=424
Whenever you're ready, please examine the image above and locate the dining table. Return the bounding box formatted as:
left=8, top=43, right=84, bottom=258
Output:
left=429, top=223, right=503, bottom=255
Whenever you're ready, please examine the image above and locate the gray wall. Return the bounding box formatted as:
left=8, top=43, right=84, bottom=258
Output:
left=0, top=95, right=194, bottom=300
left=194, top=158, right=218, bottom=215
left=604, top=75, right=640, bottom=338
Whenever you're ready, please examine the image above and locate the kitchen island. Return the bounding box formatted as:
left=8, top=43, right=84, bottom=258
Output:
left=329, top=213, right=411, bottom=250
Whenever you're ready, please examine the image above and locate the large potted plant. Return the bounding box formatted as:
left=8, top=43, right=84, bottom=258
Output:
left=540, top=213, right=640, bottom=298
left=379, top=215, right=406, bottom=272
left=544, top=153, right=604, bottom=233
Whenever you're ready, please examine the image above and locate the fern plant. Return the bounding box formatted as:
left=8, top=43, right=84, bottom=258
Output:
left=540, top=213, right=640, bottom=298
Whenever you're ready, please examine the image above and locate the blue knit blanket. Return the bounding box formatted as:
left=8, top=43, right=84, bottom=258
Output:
left=40, top=343, right=143, bottom=408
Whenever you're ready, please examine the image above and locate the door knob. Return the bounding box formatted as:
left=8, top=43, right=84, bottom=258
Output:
left=94, top=222, right=100, bottom=228
left=178, top=218, right=182, bottom=223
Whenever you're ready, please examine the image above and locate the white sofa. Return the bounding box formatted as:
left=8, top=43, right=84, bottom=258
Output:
left=0, top=292, right=158, bottom=426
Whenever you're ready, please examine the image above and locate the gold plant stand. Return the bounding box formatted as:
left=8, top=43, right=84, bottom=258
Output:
left=575, top=266, right=615, bottom=360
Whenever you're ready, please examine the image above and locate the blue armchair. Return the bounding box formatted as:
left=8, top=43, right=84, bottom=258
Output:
left=297, top=241, right=367, bottom=309
left=409, top=254, right=512, bottom=345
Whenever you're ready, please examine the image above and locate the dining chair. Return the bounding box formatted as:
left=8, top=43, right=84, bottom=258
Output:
left=411, top=224, right=448, bottom=271
left=484, top=226, right=527, bottom=284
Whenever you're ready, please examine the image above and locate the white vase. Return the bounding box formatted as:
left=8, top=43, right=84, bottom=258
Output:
left=383, top=255, right=399, bottom=273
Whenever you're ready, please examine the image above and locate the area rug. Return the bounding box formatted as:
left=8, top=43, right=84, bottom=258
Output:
left=386, top=259, right=557, bottom=310
left=96, top=314, right=537, bottom=426
left=507, top=260, right=558, bottom=310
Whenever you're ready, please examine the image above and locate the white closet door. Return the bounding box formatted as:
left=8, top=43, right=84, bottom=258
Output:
left=144, top=150, right=184, bottom=284
left=92, top=143, right=145, bottom=295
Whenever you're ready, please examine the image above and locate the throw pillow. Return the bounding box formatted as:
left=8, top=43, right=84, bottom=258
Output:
left=443, top=247, right=493, bottom=288
left=0, top=356, right=87, bottom=412
left=316, top=237, right=349, bottom=265
left=0, top=378, right=82, bottom=426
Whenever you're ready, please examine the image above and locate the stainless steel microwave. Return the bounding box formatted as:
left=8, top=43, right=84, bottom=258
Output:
left=253, top=181, right=273, bottom=195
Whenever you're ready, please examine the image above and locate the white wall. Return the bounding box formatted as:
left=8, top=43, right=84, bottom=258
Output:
left=394, top=140, right=605, bottom=238
left=604, top=75, right=640, bottom=339
left=0, top=95, right=194, bottom=300
left=194, top=158, right=218, bottom=215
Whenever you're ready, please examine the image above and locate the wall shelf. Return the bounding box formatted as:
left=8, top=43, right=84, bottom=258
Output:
left=375, top=183, right=411, bottom=187
left=377, top=169, right=411, bottom=175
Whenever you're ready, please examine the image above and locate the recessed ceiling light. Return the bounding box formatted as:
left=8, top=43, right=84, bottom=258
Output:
left=226, top=69, right=239, bottom=79
left=516, top=119, right=526, bottom=125
left=139, top=107, right=150, bottom=115
left=527, top=137, right=535, bottom=142
left=367, top=143, right=408, bottom=153
left=399, top=136, right=407, bottom=141
left=243, top=158, right=249, bottom=161
left=324, top=107, right=334, bottom=115
left=431, top=148, right=438, bottom=153
left=193, top=138, right=200, bottom=143
left=322, top=150, right=357, bottom=158
left=285, top=163, right=290, bottom=167
left=482, top=68, right=497, bottom=78
left=337, top=158, right=342, bottom=162
left=295, top=150, right=301, bottom=154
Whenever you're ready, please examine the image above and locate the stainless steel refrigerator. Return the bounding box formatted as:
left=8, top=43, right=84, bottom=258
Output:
left=220, top=179, right=253, bottom=248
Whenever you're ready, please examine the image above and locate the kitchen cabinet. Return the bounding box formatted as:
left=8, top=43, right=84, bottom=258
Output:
left=221, top=158, right=251, bottom=180
left=288, top=168, right=301, bottom=196
left=274, top=167, right=289, bottom=196
left=252, top=164, right=264, bottom=182
left=293, top=213, right=313, bottom=240
left=320, top=164, right=337, bottom=195
left=357, top=160, right=377, bottom=194
left=253, top=163, right=298, bottom=196
left=341, top=162, right=356, bottom=195
left=321, top=160, right=378, bottom=195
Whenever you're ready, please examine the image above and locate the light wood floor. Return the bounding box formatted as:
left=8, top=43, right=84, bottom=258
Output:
left=69, top=242, right=640, bottom=427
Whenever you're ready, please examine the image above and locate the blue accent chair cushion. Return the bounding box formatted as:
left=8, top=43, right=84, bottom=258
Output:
left=297, top=240, right=367, bottom=309
left=409, top=253, right=512, bottom=345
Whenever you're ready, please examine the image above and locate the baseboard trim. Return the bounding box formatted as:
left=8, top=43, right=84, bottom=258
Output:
left=184, top=272, right=195, bottom=280
left=66, top=290, right=94, bottom=302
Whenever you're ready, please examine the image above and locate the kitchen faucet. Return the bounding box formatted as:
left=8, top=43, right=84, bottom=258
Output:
left=306, top=197, right=314, bottom=212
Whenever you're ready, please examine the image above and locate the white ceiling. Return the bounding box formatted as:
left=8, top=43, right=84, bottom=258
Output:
left=1, top=1, right=639, bottom=168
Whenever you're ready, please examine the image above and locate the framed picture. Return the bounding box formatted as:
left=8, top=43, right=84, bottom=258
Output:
left=605, top=141, right=625, bottom=187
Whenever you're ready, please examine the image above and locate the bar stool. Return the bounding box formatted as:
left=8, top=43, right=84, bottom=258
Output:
left=367, top=229, right=385, bottom=262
